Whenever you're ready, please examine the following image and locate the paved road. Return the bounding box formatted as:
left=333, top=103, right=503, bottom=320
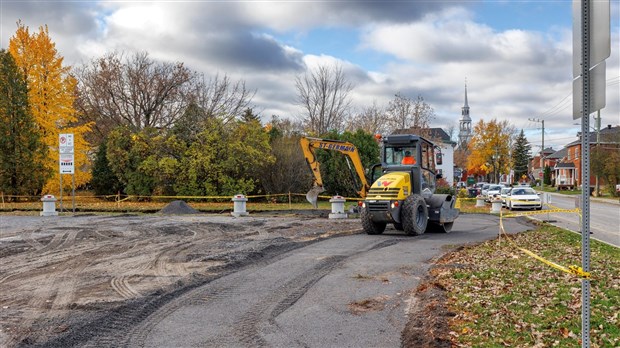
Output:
left=535, top=193, right=620, bottom=247
left=131, top=214, right=532, bottom=348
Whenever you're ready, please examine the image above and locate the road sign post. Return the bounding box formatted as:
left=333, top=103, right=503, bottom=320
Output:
left=573, top=1, right=609, bottom=347
left=59, top=133, right=76, bottom=213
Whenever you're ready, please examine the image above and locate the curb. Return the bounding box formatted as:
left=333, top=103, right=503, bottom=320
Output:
left=546, top=192, right=620, bottom=206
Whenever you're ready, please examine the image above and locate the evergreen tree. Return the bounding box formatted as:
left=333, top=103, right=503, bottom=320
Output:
left=91, top=140, right=123, bottom=196
left=241, top=107, right=261, bottom=123
left=0, top=50, right=49, bottom=198
left=543, top=165, right=552, bottom=186
left=511, top=129, right=531, bottom=183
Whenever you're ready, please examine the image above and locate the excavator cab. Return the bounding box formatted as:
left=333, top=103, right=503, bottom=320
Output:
left=361, top=134, right=458, bottom=235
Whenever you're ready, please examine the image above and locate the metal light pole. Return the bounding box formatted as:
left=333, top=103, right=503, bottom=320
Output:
left=529, top=118, right=545, bottom=190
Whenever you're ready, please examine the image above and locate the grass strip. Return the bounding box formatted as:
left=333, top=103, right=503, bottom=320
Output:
left=433, top=224, right=619, bottom=347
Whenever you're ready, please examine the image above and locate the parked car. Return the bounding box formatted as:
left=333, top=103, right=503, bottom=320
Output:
left=486, top=184, right=505, bottom=202
left=506, top=187, right=542, bottom=210
left=480, top=183, right=491, bottom=197
left=456, top=181, right=467, bottom=189
left=499, top=187, right=512, bottom=206
left=470, top=182, right=487, bottom=196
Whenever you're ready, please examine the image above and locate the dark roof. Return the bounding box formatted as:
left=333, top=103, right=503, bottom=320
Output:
left=555, top=162, right=575, bottom=169
left=567, top=125, right=620, bottom=147
left=393, top=127, right=456, bottom=145
left=547, top=148, right=567, bottom=159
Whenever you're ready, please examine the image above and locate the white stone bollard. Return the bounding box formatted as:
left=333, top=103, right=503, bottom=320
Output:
left=328, top=195, right=347, bottom=219
left=490, top=199, right=502, bottom=214
left=475, top=196, right=486, bottom=207
left=231, top=194, right=249, bottom=217
left=40, top=194, right=58, bottom=216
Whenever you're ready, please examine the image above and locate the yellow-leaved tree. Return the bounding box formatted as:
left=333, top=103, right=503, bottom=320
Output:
left=467, top=118, right=514, bottom=183
left=9, top=21, right=92, bottom=194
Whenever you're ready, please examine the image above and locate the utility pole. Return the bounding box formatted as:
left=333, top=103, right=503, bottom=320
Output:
left=594, top=111, right=601, bottom=196
left=529, top=117, right=545, bottom=191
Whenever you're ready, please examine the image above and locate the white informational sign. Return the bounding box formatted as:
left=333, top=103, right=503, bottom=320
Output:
left=59, top=153, right=75, bottom=174
left=59, top=133, right=74, bottom=154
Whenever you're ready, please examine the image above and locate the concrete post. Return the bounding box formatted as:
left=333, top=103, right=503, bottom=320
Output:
left=475, top=195, right=486, bottom=207
left=328, top=195, right=347, bottom=219
left=231, top=194, right=249, bottom=217
left=490, top=199, right=502, bottom=214
left=40, top=195, right=58, bottom=216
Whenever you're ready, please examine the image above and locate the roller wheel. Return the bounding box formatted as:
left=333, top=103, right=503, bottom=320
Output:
left=441, top=222, right=453, bottom=233
left=402, top=194, right=428, bottom=236
left=361, top=207, right=386, bottom=235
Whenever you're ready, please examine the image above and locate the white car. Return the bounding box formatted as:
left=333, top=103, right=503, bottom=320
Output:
left=499, top=187, right=512, bottom=206
left=480, top=184, right=491, bottom=197
left=485, top=184, right=505, bottom=202
left=506, top=187, right=542, bottom=210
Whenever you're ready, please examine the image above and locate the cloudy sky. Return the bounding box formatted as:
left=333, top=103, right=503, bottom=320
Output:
left=1, top=0, right=619, bottom=151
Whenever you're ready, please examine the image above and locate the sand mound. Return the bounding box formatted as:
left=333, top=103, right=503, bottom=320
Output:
left=159, top=200, right=199, bottom=214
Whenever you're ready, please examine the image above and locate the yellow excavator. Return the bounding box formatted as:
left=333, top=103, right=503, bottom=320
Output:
left=300, top=134, right=459, bottom=235
left=299, top=136, right=370, bottom=208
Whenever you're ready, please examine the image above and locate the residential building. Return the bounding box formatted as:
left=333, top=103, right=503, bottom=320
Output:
left=551, top=124, right=620, bottom=189
left=529, top=147, right=555, bottom=182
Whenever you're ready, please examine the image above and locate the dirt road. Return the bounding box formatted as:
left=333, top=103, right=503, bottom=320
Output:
left=0, top=212, right=533, bottom=347
left=0, top=212, right=361, bottom=347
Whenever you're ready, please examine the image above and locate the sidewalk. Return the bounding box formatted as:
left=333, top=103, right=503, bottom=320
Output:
left=546, top=191, right=620, bottom=205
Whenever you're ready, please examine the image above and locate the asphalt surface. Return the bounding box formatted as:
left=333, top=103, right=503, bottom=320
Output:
left=534, top=193, right=620, bottom=247
left=134, top=214, right=533, bottom=348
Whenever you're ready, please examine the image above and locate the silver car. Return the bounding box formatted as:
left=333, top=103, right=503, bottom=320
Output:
left=485, top=184, right=505, bottom=202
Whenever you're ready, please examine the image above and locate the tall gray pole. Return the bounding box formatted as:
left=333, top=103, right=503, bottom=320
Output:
left=580, top=1, right=592, bottom=347
left=528, top=118, right=544, bottom=190
left=541, top=119, right=544, bottom=191
left=594, top=110, right=600, bottom=196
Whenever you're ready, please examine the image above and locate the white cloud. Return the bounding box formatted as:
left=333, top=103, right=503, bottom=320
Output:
left=1, top=1, right=617, bottom=150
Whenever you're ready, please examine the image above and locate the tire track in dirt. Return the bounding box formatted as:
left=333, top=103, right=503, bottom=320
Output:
left=233, top=255, right=348, bottom=347
left=9, top=218, right=365, bottom=348
left=2, top=230, right=93, bottom=348
left=28, top=231, right=79, bottom=309
left=46, top=237, right=313, bottom=348
left=110, top=275, right=141, bottom=299
left=130, top=239, right=401, bottom=348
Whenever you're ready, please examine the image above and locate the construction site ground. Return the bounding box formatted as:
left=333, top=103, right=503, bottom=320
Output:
left=0, top=210, right=532, bottom=347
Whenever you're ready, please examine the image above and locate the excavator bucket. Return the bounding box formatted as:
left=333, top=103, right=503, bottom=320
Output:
left=306, top=185, right=325, bottom=208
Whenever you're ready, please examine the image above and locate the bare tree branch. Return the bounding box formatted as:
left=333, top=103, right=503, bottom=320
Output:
left=192, top=73, right=255, bottom=125
left=295, top=63, right=353, bottom=135
left=386, top=93, right=435, bottom=136
left=74, top=51, right=193, bottom=142
left=346, top=100, right=388, bottom=134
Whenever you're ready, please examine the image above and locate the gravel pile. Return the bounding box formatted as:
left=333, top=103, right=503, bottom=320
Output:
left=159, top=200, right=199, bottom=214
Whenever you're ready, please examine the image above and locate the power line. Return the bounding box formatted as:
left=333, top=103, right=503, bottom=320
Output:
left=537, top=76, right=620, bottom=119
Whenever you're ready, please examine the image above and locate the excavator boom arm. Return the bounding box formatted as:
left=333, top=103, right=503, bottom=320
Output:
left=300, top=137, right=371, bottom=201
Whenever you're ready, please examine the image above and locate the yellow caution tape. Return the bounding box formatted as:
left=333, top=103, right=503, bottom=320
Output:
left=499, top=209, right=592, bottom=279
left=502, top=208, right=581, bottom=218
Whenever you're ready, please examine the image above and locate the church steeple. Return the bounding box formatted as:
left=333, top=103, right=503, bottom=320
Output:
left=458, top=80, right=472, bottom=149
